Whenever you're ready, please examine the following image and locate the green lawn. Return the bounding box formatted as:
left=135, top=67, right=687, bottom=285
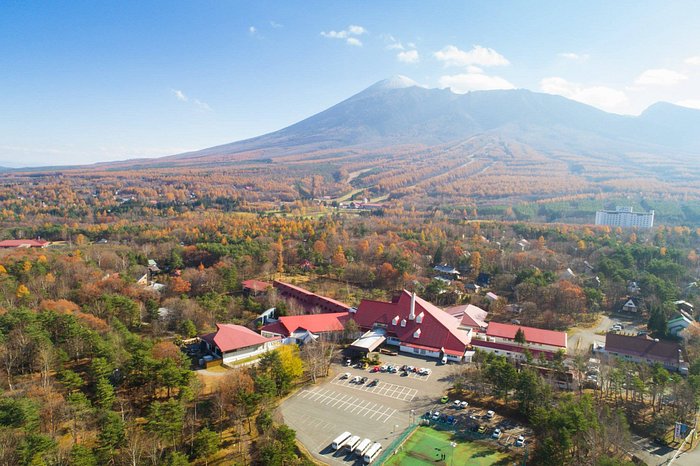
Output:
left=384, top=427, right=512, bottom=466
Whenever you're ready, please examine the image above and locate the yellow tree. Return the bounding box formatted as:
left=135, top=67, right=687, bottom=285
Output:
left=277, top=345, right=304, bottom=380
left=470, top=251, right=482, bottom=277
left=276, top=236, right=284, bottom=274
left=16, top=284, right=30, bottom=300
left=332, top=246, right=348, bottom=268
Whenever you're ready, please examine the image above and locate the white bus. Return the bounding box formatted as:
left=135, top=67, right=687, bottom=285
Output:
left=355, top=438, right=372, bottom=457
left=344, top=435, right=361, bottom=452
left=363, top=442, right=382, bottom=463
left=331, top=432, right=352, bottom=451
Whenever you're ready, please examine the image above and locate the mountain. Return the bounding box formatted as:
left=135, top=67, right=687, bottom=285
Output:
left=161, top=76, right=700, bottom=165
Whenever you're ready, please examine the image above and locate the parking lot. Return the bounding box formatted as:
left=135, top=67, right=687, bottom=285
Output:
left=279, top=352, right=457, bottom=465
left=330, top=373, right=418, bottom=401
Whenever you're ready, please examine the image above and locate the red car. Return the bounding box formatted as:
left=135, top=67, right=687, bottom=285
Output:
left=371, top=366, right=381, bottom=373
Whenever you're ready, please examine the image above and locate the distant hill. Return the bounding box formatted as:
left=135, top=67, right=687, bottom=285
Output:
left=153, top=75, right=700, bottom=166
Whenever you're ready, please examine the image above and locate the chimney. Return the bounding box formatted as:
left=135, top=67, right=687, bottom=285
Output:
left=409, top=292, right=416, bottom=320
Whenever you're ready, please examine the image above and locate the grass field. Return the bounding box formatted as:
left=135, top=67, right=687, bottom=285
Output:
left=384, top=427, right=512, bottom=466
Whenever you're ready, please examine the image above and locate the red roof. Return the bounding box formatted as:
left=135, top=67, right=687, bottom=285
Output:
left=354, top=291, right=470, bottom=355
left=242, top=279, right=272, bottom=292
left=261, top=312, right=350, bottom=336
left=203, top=324, right=280, bottom=353
left=444, top=304, right=488, bottom=329
left=471, top=339, right=558, bottom=359
left=486, top=322, right=567, bottom=348
left=0, top=239, right=49, bottom=248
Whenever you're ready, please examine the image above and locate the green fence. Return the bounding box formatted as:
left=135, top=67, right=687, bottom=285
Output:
left=375, top=423, right=420, bottom=465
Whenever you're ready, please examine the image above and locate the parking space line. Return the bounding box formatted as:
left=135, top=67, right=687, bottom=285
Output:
left=383, top=408, right=397, bottom=423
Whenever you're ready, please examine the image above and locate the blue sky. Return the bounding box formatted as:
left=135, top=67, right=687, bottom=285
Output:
left=2, top=1, right=700, bottom=166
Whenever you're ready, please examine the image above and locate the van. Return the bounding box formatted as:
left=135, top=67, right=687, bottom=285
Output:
left=363, top=442, right=382, bottom=464
left=441, top=355, right=448, bottom=364
left=331, top=431, right=352, bottom=450
left=344, top=435, right=361, bottom=452
left=355, top=438, right=372, bottom=457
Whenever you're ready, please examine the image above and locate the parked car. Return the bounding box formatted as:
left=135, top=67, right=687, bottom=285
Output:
left=478, top=425, right=487, bottom=434
left=453, top=400, right=462, bottom=408
left=486, top=410, right=495, bottom=419
left=345, top=358, right=352, bottom=366
left=380, top=365, right=388, bottom=372
left=515, top=435, right=525, bottom=447
left=440, top=396, right=449, bottom=404
left=460, top=401, right=468, bottom=409
left=491, top=428, right=502, bottom=439
left=341, top=372, right=351, bottom=379
left=431, top=411, right=440, bottom=421
left=389, top=365, right=398, bottom=373
left=447, top=415, right=456, bottom=425
left=351, top=376, right=361, bottom=383
left=371, top=366, right=380, bottom=373
left=369, top=378, right=379, bottom=387
left=418, top=368, right=431, bottom=375
left=359, top=376, right=368, bottom=384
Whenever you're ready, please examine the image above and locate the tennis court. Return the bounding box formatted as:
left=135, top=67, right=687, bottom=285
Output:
left=383, top=426, right=512, bottom=466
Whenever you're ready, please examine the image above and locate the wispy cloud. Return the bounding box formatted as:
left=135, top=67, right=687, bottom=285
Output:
left=321, top=24, right=367, bottom=46
left=684, top=56, right=700, bottom=66
left=434, top=45, right=510, bottom=67
left=634, top=68, right=687, bottom=86
left=397, top=49, right=420, bottom=64
left=540, top=77, right=627, bottom=112
left=172, top=89, right=188, bottom=102
left=269, top=20, right=283, bottom=28
left=171, top=89, right=211, bottom=111
left=558, top=52, right=590, bottom=61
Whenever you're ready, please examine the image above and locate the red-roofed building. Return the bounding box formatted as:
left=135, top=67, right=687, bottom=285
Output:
left=260, top=312, right=350, bottom=343
left=352, top=290, right=472, bottom=362
left=242, top=279, right=272, bottom=296
left=471, top=322, right=567, bottom=360
left=201, top=323, right=282, bottom=364
left=604, top=333, right=687, bottom=373
left=0, top=239, right=49, bottom=248
left=445, top=304, right=489, bottom=332
left=273, top=280, right=351, bottom=313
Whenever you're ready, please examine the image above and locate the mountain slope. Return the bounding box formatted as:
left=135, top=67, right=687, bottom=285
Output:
left=162, top=76, right=700, bottom=166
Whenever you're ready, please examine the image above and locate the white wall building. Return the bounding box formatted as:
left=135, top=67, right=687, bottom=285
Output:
left=595, top=206, right=654, bottom=229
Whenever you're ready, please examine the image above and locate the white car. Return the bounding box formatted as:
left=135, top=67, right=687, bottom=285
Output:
left=418, top=368, right=431, bottom=375
left=431, top=411, right=440, bottom=420
left=453, top=400, right=462, bottom=408
left=486, top=410, right=495, bottom=419
left=515, top=435, right=525, bottom=447
left=491, top=428, right=502, bottom=439
left=351, top=376, right=361, bottom=383
left=460, top=401, right=468, bottom=409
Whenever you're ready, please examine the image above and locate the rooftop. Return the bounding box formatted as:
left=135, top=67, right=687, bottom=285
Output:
left=261, top=312, right=349, bottom=336
left=202, top=323, right=279, bottom=353
left=605, top=333, right=682, bottom=362
left=486, top=322, right=567, bottom=348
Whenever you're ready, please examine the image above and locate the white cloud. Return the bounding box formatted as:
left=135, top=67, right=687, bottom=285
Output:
left=439, top=73, right=515, bottom=92
left=558, top=52, right=590, bottom=61
left=171, top=89, right=188, bottom=102
left=540, top=77, right=627, bottom=111
left=397, top=49, right=420, bottom=64
left=434, top=45, right=510, bottom=67
left=634, top=68, right=687, bottom=86
left=269, top=21, right=283, bottom=28
left=348, top=25, right=366, bottom=35
left=248, top=26, right=257, bottom=35
left=193, top=99, right=212, bottom=111
left=676, top=99, right=700, bottom=109
left=171, top=89, right=211, bottom=111
left=321, top=24, right=367, bottom=46
left=684, top=56, right=700, bottom=66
